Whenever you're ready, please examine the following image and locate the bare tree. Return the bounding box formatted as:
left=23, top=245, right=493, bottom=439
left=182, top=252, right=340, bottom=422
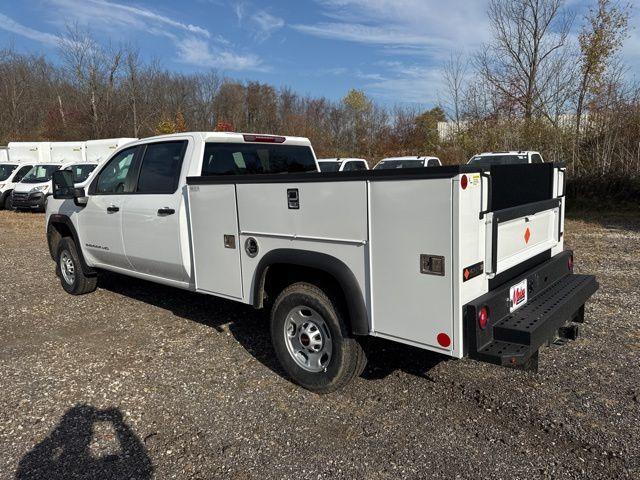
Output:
left=477, top=0, right=573, bottom=120
left=442, top=51, right=468, bottom=131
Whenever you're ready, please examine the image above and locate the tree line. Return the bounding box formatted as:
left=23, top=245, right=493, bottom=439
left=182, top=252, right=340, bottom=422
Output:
left=0, top=0, right=637, bottom=202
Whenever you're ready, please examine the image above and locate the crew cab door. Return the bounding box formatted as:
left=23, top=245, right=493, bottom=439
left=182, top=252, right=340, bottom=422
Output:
left=79, top=146, right=139, bottom=269
left=121, top=140, right=189, bottom=283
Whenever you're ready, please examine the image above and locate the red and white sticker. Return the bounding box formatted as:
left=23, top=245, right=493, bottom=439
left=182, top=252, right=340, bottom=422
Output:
left=509, top=279, right=528, bottom=312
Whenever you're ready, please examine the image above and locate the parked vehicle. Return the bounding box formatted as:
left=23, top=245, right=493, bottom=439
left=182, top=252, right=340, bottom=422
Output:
left=317, top=158, right=369, bottom=172
left=0, top=148, right=8, bottom=163
left=0, top=162, right=35, bottom=210
left=85, top=138, right=138, bottom=164
left=49, top=141, right=86, bottom=164
left=47, top=132, right=597, bottom=393
left=0, top=142, right=49, bottom=210
left=374, top=156, right=441, bottom=169
left=12, top=163, right=63, bottom=211
left=8, top=142, right=52, bottom=164
left=468, top=151, right=544, bottom=167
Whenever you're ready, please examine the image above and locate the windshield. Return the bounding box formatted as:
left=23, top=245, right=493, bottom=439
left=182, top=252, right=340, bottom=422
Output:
left=64, top=164, right=97, bottom=183
left=21, top=165, right=61, bottom=183
left=202, top=143, right=317, bottom=175
left=0, top=163, right=17, bottom=181
left=318, top=161, right=341, bottom=172
left=468, top=155, right=528, bottom=167
left=375, top=159, right=424, bottom=170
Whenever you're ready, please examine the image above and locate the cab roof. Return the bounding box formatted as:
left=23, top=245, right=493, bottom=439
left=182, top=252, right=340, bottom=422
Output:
left=132, top=131, right=313, bottom=147
left=317, top=158, right=367, bottom=163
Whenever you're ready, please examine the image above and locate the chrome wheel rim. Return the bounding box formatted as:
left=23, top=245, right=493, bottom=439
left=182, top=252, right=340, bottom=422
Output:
left=60, top=251, right=75, bottom=285
left=283, top=306, right=332, bottom=373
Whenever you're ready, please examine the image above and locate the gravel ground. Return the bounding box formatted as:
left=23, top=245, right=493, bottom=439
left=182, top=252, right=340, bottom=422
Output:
left=0, top=209, right=639, bottom=479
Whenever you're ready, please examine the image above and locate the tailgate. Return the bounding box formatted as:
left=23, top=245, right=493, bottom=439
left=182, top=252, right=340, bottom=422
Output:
left=485, top=198, right=562, bottom=274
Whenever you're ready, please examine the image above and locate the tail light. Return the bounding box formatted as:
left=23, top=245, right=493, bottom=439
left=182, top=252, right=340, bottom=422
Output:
left=568, top=254, right=574, bottom=271
left=460, top=174, right=468, bottom=190
left=478, top=306, right=489, bottom=329
left=243, top=134, right=285, bottom=143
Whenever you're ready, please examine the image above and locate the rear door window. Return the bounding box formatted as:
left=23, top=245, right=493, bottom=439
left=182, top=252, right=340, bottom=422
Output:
left=202, top=143, right=317, bottom=175
left=136, top=141, right=187, bottom=194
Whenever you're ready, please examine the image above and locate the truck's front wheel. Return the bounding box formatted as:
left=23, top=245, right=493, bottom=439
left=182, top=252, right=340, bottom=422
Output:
left=270, top=282, right=366, bottom=393
left=2, top=193, right=12, bottom=210
left=56, top=238, right=97, bottom=295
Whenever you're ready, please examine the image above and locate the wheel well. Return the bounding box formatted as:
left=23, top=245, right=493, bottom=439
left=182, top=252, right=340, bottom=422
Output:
left=47, top=221, right=72, bottom=260
left=260, top=263, right=365, bottom=335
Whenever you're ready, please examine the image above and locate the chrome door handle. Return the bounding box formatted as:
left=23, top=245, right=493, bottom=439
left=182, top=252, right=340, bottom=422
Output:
left=157, top=207, right=175, bottom=216
left=106, top=205, right=119, bottom=213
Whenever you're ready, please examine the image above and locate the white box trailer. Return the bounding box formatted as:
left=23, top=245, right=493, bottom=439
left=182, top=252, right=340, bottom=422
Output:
left=49, top=142, right=86, bottom=164
left=0, top=148, right=8, bottom=163
left=85, top=138, right=137, bottom=164
left=8, top=142, right=52, bottom=163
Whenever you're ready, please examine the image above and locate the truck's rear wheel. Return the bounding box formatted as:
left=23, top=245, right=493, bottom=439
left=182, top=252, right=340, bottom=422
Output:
left=56, top=238, right=97, bottom=295
left=270, top=282, right=366, bottom=393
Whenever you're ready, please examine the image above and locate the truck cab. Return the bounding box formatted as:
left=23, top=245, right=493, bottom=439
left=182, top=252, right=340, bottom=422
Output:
left=468, top=151, right=544, bottom=167
left=317, top=158, right=369, bottom=172
left=374, top=155, right=442, bottom=169
left=46, top=132, right=597, bottom=393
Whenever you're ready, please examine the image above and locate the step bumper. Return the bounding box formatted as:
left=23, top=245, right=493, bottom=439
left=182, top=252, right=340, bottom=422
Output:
left=464, top=251, right=598, bottom=370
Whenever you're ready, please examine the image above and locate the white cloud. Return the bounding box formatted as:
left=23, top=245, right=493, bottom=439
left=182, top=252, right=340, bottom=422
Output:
left=46, top=0, right=210, bottom=37
left=176, top=36, right=264, bottom=71
left=252, top=11, right=285, bottom=39
left=23, top=0, right=264, bottom=71
left=293, top=23, right=446, bottom=48
left=234, top=2, right=284, bottom=41
left=0, top=13, right=62, bottom=46
left=295, top=0, right=490, bottom=53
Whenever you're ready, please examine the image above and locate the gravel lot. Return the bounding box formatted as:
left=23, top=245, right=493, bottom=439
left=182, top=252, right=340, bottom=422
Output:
left=0, top=209, right=638, bottom=479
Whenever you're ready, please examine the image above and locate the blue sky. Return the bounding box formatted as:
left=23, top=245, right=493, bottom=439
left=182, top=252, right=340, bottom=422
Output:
left=0, top=0, right=638, bottom=107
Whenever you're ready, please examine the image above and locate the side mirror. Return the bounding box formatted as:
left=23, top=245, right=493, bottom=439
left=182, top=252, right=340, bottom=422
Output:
left=52, top=170, right=87, bottom=205
left=52, top=170, right=75, bottom=199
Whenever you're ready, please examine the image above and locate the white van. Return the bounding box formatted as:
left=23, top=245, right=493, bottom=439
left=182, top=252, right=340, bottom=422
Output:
left=8, top=142, right=52, bottom=164
left=11, top=163, right=64, bottom=211
left=85, top=138, right=137, bottom=164
left=1, top=145, right=42, bottom=209
left=50, top=142, right=86, bottom=164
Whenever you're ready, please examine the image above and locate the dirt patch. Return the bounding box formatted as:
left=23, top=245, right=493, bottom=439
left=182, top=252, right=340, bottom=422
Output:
left=0, top=210, right=638, bottom=479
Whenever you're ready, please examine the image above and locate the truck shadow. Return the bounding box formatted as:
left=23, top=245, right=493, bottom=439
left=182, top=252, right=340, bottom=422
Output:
left=97, top=271, right=446, bottom=384
left=15, top=404, right=153, bottom=480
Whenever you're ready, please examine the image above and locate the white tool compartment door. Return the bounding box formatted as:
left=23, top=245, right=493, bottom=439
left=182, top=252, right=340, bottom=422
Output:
left=370, top=178, right=453, bottom=350
left=188, top=184, right=243, bottom=298
left=486, top=202, right=560, bottom=274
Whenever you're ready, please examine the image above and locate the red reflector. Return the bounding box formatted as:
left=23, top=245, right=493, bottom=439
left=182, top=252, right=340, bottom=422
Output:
left=478, top=306, right=489, bottom=329
left=437, top=333, right=451, bottom=348
left=243, top=134, right=286, bottom=143
left=460, top=175, right=468, bottom=190
left=568, top=254, right=574, bottom=271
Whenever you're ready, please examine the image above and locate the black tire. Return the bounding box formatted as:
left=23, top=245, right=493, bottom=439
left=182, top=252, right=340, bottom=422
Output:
left=3, top=193, right=12, bottom=210
left=56, top=237, right=98, bottom=295
left=270, top=282, right=366, bottom=393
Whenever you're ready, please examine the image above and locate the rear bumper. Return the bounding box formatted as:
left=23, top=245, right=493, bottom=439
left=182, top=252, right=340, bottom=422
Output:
left=464, top=250, right=598, bottom=370
left=11, top=191, right=46, bottom=210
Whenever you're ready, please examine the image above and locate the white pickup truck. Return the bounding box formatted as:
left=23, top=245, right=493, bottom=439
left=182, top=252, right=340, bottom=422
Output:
left=46, top=132, right=598, bottom=392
